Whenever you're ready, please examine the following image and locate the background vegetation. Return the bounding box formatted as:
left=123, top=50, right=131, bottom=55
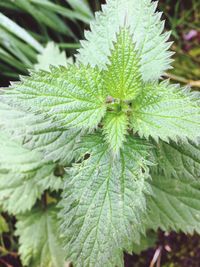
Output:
left=0, top=0, right=199, bottom=266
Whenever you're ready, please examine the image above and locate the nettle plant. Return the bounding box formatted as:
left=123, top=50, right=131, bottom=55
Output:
left=0, top=0, right=200, bottom=266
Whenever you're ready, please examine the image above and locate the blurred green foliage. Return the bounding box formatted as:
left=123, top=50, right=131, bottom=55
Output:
left=0, top=0, right=93, bottom=81
left=159, top=0, right=200, bottom=88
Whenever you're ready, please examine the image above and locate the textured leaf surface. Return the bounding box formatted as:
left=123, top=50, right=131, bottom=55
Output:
left=131, top=82, right=200, bottom=141
left=0, top=132, right=62, bottom=214
left=59, top=134, right=152, bottom=267
left=152, top=139, right=200, bottom=180
left=0, top=102, right=33, bottom=136
left=77, top=0, right=173, bottom=81
left=35, top=42, right=68, bottom=71
left=0, top=103, right=81, bottom=166
left=146, top=175, right=200, bottom=234
left=1, top=65, right=106, bottom=130
left=24, top=123, right=82, bottom=166
left=103, top=28, right=142, bottom=100
left=16, top=206, right=65, bottom=267
left=103, top=112, right=128, bottom=154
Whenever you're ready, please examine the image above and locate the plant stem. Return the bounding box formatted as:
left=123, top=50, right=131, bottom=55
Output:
left=0, top=246, right=18, bottom=257
left=165, top=72, right=200, bottom=88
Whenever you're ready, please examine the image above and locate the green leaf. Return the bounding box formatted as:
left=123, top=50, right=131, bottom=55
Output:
left=1, top=65, right=106, bottom=130
left=35, top=42, right=68, bottom=71
left=59, top=133, right=152, bottom=267
left=25, top=126, right=82, bottom=166
left=103, top=111, right=128, bottom=154
left=146, top=175, right=200, bottom=234
left=16, top=205, right=65, bottom=267
left=77, top=0, right=173, bottom=81
left=0, top=102, right=32, bottom=137
left=0, top=103, right=81, bottom=166
left=0, top=132, right=62, bottom=214
left=131, top=82, right=200, bottom=142
left=152, top=139, right=200, bottom=180
left=0, top=214, right=9, bottom=234
left=103, top=28, right=142, bottom=100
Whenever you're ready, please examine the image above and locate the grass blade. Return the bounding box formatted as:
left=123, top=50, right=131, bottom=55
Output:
left=31, top=0, right=92, bottom=24
left=0, top=13, right=43, bottom=53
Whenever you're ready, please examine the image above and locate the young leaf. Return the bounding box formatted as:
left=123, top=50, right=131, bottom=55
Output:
left=103, top=28, right=142, bottom=100
left=1, top=65, right=106, bottom=130
left=16, top=205, right=65, bottom=267
left=59, top=134, right=152, bottom=267
left=0, top=132, right=62, bottom=214
left=35, top=42, right=68, bottom=71
left=131, top=82, right=200, bottom=142
left=103, top=111, right=128, bottom=154
left=152, top=139, right=200, bottom=180
left=77, top=0, right=173, bottom=81
left=146, top=175, right=200, bottom=234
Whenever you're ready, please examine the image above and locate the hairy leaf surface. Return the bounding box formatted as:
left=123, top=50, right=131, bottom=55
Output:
left=152, top=139, right=200, bottom=180
left=0, top=103, right=81, bottom=165
left=146, top=175, right=200, bottom=234
left=1, top=65, right=106, bottom=130
left=131, top=82, right=200, bottom=141
left=103, top=112, right=128, bottom=154
left=16, top=206, right=65, bottom=267
left=0, top=132, right=62, bottom=214
left=77, top=0, right=173, bottom=81
left=59, top=134, right=152, bottom=267
left=24, top=124, right=82, bottom=166
left=103, top=28, right=142, bottom=100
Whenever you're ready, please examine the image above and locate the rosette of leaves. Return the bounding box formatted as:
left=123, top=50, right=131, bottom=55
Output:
left=0, top=0, right=200, bottom=267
